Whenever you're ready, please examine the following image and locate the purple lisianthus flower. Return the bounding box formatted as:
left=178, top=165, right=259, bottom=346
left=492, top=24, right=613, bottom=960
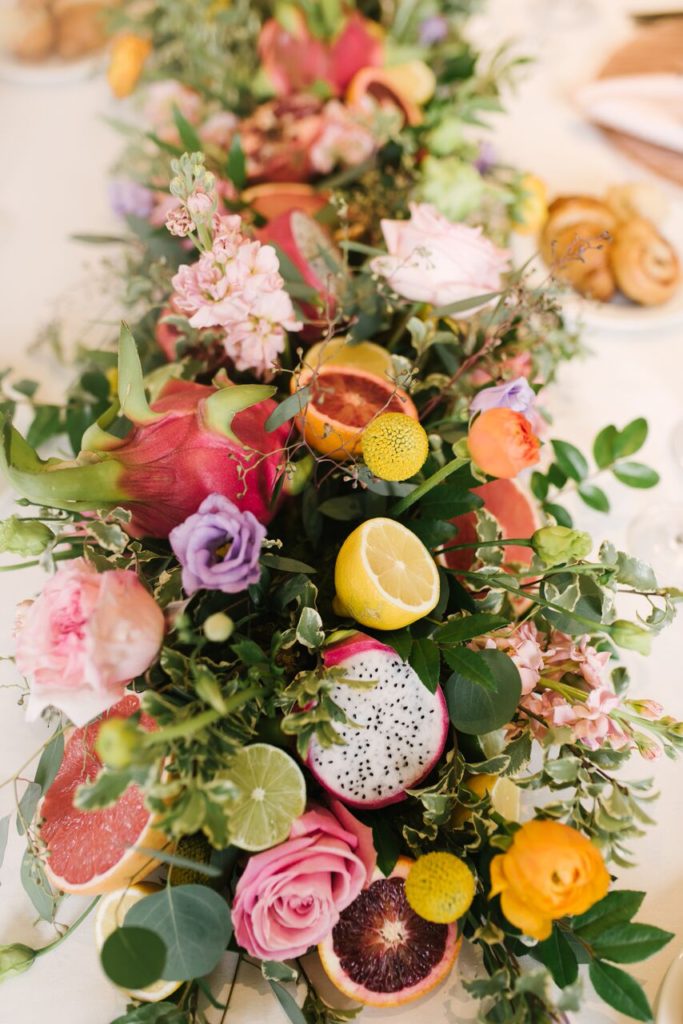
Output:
left=108, top=180, right=154, bottom=220
left=419, top=15, right=449, bottom=45
left=470, top=377, right=536, bottom=417
left=474, top=140, right=497, bottom=176
left=169, top=494, right=266, bottom=596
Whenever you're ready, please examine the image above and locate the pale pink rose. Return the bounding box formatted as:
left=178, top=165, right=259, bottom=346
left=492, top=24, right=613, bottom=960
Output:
left=232, top=806, right=371, bottom=960
left=15, top=559, right=164, bottom=727
left=199, top=111, right=238, bottom=149
left=371, top=203, right=510, bottom=313
left=144, top=80, right=203, bottom=144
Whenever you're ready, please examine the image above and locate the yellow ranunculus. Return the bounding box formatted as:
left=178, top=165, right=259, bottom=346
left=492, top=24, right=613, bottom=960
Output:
left=489, top=819, right=610, bottom=941
left=107, top=34, right=152, bottom=99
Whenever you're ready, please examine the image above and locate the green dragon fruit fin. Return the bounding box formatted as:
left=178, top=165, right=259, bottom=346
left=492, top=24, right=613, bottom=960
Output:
left=0, top=417, right=125, bottom=514
left=118, top=323, right=163, bottom=425
left=203, top=384, right=276, bottom=444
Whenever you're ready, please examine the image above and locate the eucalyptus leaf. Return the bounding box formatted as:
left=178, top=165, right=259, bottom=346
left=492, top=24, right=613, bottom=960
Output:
left=268, top=980, right=307, bottom=1024
left=20, top=848, right=58, bottom=921
left=34, top=731, right=64, bottom=792
left=16, top=782, right=41, bottom=836
left=0, top=815, right=9, bottom=873
left=264, top=387, right=311, bottom=432
left=445, top=650, right=521, bottom=734
left=111, top=1003, right=188, bottom=1024
left=125, top=884, right=233, bottom=981
left=101, top=926, right=166, bottom=989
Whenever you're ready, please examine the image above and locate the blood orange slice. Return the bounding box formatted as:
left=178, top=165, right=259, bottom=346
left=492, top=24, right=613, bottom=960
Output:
left=319, top=857, right=460, bottom=1007
left=294, top=365, right=418, bottom=460
left=38, top=693, right=167, bottom=895
left=441, top=479, right=538, bottom=573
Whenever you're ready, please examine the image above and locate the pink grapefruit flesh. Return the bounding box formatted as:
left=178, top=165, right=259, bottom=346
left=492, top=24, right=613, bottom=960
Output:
left=38, top=694, right=166, bottom=895
left=442, top=479, right=538, bottom=573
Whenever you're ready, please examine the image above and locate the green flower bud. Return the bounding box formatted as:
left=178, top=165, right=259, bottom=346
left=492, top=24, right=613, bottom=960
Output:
left=0, top=517, right=54, bottom=557
left=532, top=526, right=592, bottom=566
left=611, top=619, right=652, bottom=656
left=203, top=612, right=234, bottom=643
left=194, top=667, right=227, bottom=713
left=95, top=718, right=144, bottom=769
left=0, top=944, right=36, bottom=982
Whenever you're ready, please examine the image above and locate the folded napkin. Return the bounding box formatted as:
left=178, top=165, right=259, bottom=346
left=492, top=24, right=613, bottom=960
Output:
left=576, top=74, right=683, bottom=154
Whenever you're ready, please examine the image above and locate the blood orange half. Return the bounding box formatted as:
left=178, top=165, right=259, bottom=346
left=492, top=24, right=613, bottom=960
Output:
left=441, top=479, right=538, bottom=573
left=294, top=365, right=418, bottom=460
left=38, top=693, right=166, bottom=895
left=319, top=857, right=460, bottom=1007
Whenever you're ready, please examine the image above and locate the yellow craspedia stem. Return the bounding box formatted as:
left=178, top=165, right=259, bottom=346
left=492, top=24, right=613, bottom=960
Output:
left=107, top=34, right=152, bottom=99
left=405, top=852, right=476, bottom=924
left=362, top=412, right=429, bottom=482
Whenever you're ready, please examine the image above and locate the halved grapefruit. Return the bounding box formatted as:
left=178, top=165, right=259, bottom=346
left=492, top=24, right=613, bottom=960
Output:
left=319, top=857, right=460, bottom=1007
left=440, top=479, right=539, bottom=574
left=38, top=693, right=167, bottom=895
left=294, top=365, right=418, bottom=460
left=303, top=337, right=393, bottom=380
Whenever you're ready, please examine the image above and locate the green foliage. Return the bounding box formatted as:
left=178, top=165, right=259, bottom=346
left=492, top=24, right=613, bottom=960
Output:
left=101, top=927, right=166, bottom=989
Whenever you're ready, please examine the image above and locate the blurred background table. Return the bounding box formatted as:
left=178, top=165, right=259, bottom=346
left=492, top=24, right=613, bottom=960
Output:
left=1, top=1, right=683, bottom=1021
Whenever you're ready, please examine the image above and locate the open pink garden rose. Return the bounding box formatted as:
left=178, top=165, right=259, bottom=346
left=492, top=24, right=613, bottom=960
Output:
left=232, top=805, right=375, bottom=960
left=371, top=202, right=510, bottom=312
left=15, top=558, right=164, bottom=726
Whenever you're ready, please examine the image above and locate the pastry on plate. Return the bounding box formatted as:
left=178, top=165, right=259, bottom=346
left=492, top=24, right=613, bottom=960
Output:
left=541, top=196, right=617, bottom=301
left=610, top=216, right=680, bottom=306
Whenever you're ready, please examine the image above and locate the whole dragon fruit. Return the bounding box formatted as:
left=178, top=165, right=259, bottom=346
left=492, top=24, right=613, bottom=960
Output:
left=307, top=633, right=449, bottom=809
left=0, top=328, right=289, bottom=538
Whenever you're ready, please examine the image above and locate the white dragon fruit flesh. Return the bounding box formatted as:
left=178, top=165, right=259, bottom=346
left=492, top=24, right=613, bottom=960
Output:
left=307, top=633, right=449, bottom=808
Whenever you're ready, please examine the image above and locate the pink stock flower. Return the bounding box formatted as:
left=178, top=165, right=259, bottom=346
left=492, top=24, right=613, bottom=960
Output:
left=15, top=559, right=164, bottom=727
left=310, top=100, right=376, bottom=174
left=232, top=806, right=374, bottom=960
left=546, top=633, right=611, bottom=689
left=258, top=10, right=382, bottom=97
left=371, top=203, right=510, bottom=312
left=478, top=622, right=544, bottom=696
left=171, top=214, right=301, bottom=377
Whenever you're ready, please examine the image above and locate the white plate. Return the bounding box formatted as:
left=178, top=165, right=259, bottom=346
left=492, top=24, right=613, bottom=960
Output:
left=0, top=49, right=104, bottom=87
left=512, top=196, right=683, bottom=333
left=656, top=946, right=683, bottom=1024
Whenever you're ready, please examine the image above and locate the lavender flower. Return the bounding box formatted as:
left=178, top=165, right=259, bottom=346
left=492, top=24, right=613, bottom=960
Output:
left=419, top=15, right=449, bottom=45
left=169, top=494, right=266, bottom=596
left=474, top=140, right=497, bottom=176
left=470, top=376, right=536, bottom=417
left=108, top=180, right=154, bottom=220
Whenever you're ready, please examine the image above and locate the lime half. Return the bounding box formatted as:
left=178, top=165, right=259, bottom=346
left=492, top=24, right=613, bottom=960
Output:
left=229, top=743, right=306, bottom=852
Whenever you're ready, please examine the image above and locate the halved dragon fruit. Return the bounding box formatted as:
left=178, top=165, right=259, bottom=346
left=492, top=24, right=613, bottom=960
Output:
left=307, top=633, right=449, bottom=809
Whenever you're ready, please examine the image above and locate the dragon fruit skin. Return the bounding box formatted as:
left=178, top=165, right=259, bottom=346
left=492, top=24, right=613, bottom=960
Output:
left=307, top=632, right=449, bottom=810
left=107, top=379, right=289, bottom=538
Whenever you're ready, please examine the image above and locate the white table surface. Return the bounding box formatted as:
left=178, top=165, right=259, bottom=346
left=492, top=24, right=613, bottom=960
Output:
left=1, top=2, right=683, bottom=1022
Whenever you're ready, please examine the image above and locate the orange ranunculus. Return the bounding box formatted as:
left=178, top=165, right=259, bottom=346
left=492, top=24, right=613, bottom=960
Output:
left=468, top=408, right=540, bottom=479
left=107, top=34, right=152, bottom=99
left=489, top=820, right=610, bottom=940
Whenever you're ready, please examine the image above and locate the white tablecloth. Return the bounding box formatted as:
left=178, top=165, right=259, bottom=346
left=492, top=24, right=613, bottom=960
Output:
left=1, top=2, right=683, bottom=1022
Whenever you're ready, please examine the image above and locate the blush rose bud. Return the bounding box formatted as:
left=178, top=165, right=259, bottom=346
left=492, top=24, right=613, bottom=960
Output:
left=0, top=516, right=54, bottom=556
left=468, top=408, right=540, bottom=479
left=0, top=944, right=36, bottom=982
left=611, top=619, right=652, bottom=656
left=532, top=526, right=592, bottom=566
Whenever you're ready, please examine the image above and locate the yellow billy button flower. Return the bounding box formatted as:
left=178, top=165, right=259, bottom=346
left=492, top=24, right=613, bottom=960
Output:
left=107, top=34, right=152, bottom=99
left=362, top=413, right=429, bottom=482
left=405, top=852, right=476, bottom=924
left=489, top=819, right=610, bottom=941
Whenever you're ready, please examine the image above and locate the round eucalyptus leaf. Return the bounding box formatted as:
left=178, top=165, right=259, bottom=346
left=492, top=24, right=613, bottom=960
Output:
left=101, top=926, right=166, bottom=989
left=446, top=649, right=522, bottom=735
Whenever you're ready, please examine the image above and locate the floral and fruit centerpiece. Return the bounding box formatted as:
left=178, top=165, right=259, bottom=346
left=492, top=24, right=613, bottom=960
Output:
left=0, top=3, right=680, bottom=1024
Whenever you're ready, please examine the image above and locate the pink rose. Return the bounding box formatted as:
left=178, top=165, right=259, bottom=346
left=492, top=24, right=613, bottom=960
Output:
left=371, top=202, right=510, bottom=313
left=15, top=558, right=164, bottom=727
left=232, top=806, right=374, bottom=960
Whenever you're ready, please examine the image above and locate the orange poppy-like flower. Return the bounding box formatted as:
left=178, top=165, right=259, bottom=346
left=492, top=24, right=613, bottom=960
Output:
left=107, top=34, right=152, bottom=100
left=468, top=408, right=540, bottom=478
left=490, top=820, right=610, bottom=940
